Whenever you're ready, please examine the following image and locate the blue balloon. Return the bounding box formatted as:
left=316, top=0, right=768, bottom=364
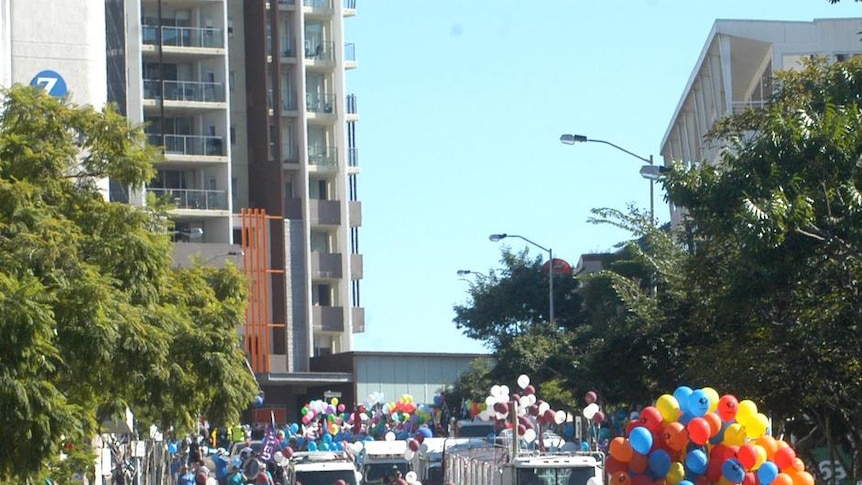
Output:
left=564, top=423, right=575, bottom=437
left=709, top=421, right=729, bottom=445
left=679, top=481, right=694, bottom=485
left=629, top=426, right=653, bottom=455
left=580, top=441, right=590, bottom=452
left=757, top=461, right=779, bottom=485
left=674, top=386, right=693, bottom=415
left=289, top=423, right=300, bottom=434
left=418, top=427, right=433, bottom=439
left=648, top=449, right=671, bottom=477
left=168, top=442, right=178, bottom=454
left=722, top=458, right=745, bottom=483
left=364, top=436, right=375, bottom=442
left=678, top=411, right=694, bottom=426
left=685, top=449, right=708, bottom=475
left=307, top=441, right=318, bottom=452
left=687, top=390, right=710, bottom=417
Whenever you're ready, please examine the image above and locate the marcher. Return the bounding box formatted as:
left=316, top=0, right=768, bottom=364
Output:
left=178, top=465, right=196, bottom=485
left=227, top=465, right=245, bottom=485
left=214, top=448, right=230, bottom=485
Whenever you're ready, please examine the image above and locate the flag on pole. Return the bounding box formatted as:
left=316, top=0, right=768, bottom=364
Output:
left=259, top=411, right=279, bottom=462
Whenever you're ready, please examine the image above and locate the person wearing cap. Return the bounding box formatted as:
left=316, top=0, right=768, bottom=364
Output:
left=178, top=465, right=196, bottom=485
left=214, top=447, right=230, bottom=485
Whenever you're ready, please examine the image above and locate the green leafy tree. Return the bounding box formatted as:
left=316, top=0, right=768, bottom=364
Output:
left=0, top=86, right=258, bottom=481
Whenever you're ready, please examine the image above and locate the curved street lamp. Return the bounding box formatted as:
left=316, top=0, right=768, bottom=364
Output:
left=489, top=233, right=554, bottom=325
left=559, top=133, right=655, bottom=222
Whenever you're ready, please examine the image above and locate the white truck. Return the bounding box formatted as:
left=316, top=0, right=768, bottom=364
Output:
left=443, top=444, right=605, bottom=485
left=359, top=440, right=412, bottom=485
left=414, top=437, right=488, bottom=485
left=285, top=451, right=362, bottom=485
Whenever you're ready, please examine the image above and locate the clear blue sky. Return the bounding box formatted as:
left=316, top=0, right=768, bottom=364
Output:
left=348, top=1, right=862, bottom=354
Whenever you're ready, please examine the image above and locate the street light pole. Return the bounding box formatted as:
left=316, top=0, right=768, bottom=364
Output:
left=559, top=133, right=655, bottom=223
left=489, top=233, right=554, bottom=325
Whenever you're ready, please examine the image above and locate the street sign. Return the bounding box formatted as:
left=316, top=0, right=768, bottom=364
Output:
left=324, top=391, right=342, bottom=399
left=30, top=70, right=68, bottom=98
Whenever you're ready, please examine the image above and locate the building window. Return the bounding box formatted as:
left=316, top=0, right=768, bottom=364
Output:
left=230, top=124, right=236, bottom=144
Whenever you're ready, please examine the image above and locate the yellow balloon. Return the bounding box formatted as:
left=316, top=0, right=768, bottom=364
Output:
left=723, top=422, right=747, bottom=446
left=745, top=413, right=770, bottom=440
left=702, top=387, right=720, bottom=414
left=753, top=444, right=768, bottom=470
left=666, top=462, right=685, bottom=485
left=736, top=400, right=758, bottom=427
left=656, top=394, right=681, bottom=423
left=331, top=397, right=339, bottom=407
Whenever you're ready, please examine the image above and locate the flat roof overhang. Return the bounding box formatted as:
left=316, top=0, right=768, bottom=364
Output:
left=256, top=372, right=353, bottom=386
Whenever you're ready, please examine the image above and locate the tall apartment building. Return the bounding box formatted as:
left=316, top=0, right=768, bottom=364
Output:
left=4, top=0, right=364, bottom=420
left=660, top=18, right=862, bottom=226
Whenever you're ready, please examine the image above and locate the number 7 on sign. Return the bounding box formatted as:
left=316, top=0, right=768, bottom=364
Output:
left=35, top=76, right=58, bottom=93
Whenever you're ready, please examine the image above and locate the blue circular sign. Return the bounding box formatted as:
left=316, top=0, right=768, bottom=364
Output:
left=30, top=70, right=68, bottom=98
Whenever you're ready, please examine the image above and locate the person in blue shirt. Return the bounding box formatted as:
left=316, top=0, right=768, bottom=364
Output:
left=178, top=465, right=196, bottom=485
left=213, top=448, right=230, bottom=485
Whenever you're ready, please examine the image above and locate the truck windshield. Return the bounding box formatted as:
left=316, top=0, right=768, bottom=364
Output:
left=457, top=424, right=495, bottom=438
left=517, top=466, right=596, bottom=485
left=294, top=470, right=357, bottom=485
left=362, top=463, right=409, bottom=483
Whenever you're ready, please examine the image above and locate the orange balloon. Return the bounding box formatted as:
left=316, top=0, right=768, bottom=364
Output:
left=791, top=458, right=805, bottom=472
left=630, top=452, right=649, bottom=474
left=791, top=471, right=814, bottom=485
left=756, top=435, right=779, bottom=460
left=611, top=437, right=635, bottom=462
left=664, top=422, right=689, bottom=451
left=704, top=412, right=722, bottom=437
left=773, top=473, right=794, bottom=485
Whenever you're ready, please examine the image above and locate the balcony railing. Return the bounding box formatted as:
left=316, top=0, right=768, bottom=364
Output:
left=143, top=79, right=225, bottom=103
left=308, top=146, right=338, bottom=167
left=306, top=93, right=336, bottom=114
left=283, top=144, right=299, bottom=161
left=142, top=25, right=224, bottom=49
left=280, top=37, right=296, bottom=58
left=347, top=147, right=358, bottom=167
left=346, top=94, right=357, bottom=114
left=344, top=43, right=356, bottom=62
left=731, top=100, right=768, bottom=114
left=303, top=0, right=332, bottom=9
left=344, top=0, right=357, bottom=8
left=304, top=41, right=335, bottom=61
left=282, top=91, right=298, bottom=111
left=147, top=133, right=225, bottom=157
left=147, top=187, right=229, bottom=210
left=279, top=0, right=296, bottom=5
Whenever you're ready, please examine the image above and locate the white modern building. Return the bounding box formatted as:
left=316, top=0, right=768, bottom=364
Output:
left=661, top=18, right=862, bottom=225
left=3, top=0, right=365, bottom=420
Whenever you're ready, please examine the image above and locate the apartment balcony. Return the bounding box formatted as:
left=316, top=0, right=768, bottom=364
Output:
left=348, top=200, right=361, bottom=227
left=345, top=93, right=358, bottom=121
left=304, top=41, right=336, bottom=63
left=142, top=25, right=224, bottom=52
left=143, top=79, right=226, bottom=109
left=279, top=37, right=297, bottom=60
left=278, top=0, right=296, bottom=9
left=283, top=197, right=302, bottom=219
left=350, top=253, right=363, bottom=279
left=312, top=306, right=344, bottom=333
left=282, top=143, right=299, bottom=163
left=347, top=147, right=358, bottom=168
left=147, top=133, right=226, bottom=158
left=306, top=92, right=336, bottom=114
left=303, top=0, right=333, bottom=12
left=311, top=252, right=343, bottom=279
left=147, top=187, right=229, bottom=211
left=731, top=99, right=768, bottom=114
left=308, top=147, right=338, bottom=168
left=344, top=43, right=357, bottom=70
left=343, top=0, right=357, bottom=17
left=351, top=307, right=365, bottom=333
left=309, top=199, right=340, bottom=225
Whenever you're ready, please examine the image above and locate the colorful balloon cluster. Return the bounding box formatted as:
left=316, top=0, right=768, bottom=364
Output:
left=606, top=386, right=814, bottom=485
left=478, top=374, right=569, bottom=444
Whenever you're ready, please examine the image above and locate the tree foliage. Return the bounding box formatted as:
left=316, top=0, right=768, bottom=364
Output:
left=0, top=86, right=259, bottom=481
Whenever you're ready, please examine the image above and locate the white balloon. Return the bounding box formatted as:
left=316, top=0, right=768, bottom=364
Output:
left=351, top=441, right=364, bottom=454
left=527, top=394, right=537, bottom=406
left=583, top=403, right=599, bottom=420
left=403, top=448, right=415, bottom=460
left=554, top=410, right=566, bottom=425
left=490, top=385, right=501, bottom=397
left=273, top=451, right=284, bottom=464
left=538, top=401, right=550, bottom=415
left=406, top=471, right=418, bottom=484
left=519, top=396, right=531, bottom=408
left=517, top=374, right=530, bottom=390
left=485, top=395, right=496, bottom=407
left=385, top=431, right=396, bottom=442
left=500, top=385, right=510, bottom=398
left=523, top=428, right=537, bottom=443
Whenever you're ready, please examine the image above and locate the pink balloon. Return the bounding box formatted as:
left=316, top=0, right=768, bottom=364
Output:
left=593, top=411, right=605, bottom=424
left=585, top=391, right=598, bottom=404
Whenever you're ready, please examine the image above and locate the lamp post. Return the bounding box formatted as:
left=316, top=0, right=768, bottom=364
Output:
left=559, top=133, right=655, bottom=223
left=489, top=233, right=554, bottom=325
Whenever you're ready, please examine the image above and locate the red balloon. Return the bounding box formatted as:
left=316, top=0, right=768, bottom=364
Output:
left=593, top=411, right=605, bottom=424
left=718, top=395, right=739, bottom=422
left=738, top=443, right=758, bottom=470
left=494, top=402, right=509, bottom=414
left=687, top=417, right=711, bottom=445
left=585, top=391, right=598, bottom=404
left=706, top=457, right=723, bottom=483
left=524, top=385, right=536, bottom=395
left=629, top=452, right=649, bottom=474
left=704, top=412, right=722, bottom=437
left=631, top=475, right=652, bottom=485
left=611, top=472, right=631, bottom=485
left=408, top=439, right=420, bottom=451
left=639, top=407, right=663, bottom=432
left=606, top=456, right=627, bottom=475
left=283, top=447, right=294, bottom=459
left=625, top=420, right=640, bottom=437
left=743, top=472, right=757, bottom=485
left=774, top=447, right=797, bottom=471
